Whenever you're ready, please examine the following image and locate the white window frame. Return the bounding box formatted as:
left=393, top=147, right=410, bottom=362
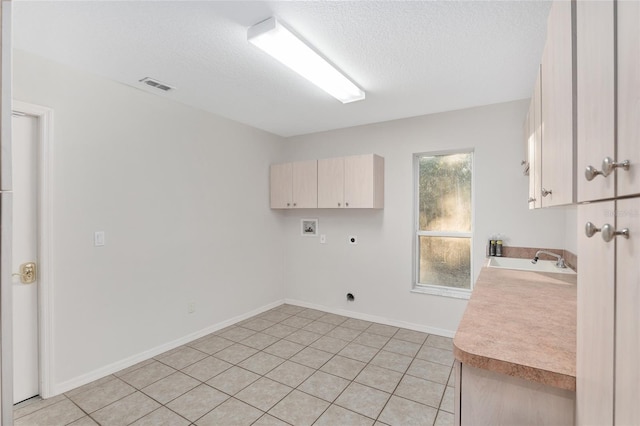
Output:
left=411, top=149, right=475, bottom=299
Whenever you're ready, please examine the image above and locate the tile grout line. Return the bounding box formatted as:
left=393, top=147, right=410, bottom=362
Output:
left=17, top=305, right=454, bottom=426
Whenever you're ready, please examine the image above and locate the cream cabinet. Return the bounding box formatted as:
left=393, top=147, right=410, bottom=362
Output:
left=576, top=1, right=640, bottom=424
left=458, top=363, right=574, bottom=426
left=578, top=198, right=640, bottom=426
left=614, top=197, right=640, bottom=425
left=526, top=67, right=542, bottom=210
left=577, top=0, right=639, bottom=202
left=616, top=0, right=640, bottom=199
left=317, top=154, right=384, bottom=209
left=577, top=201, right=615, bottom=425
left=540, top=0, right=575, bottom=207
left=269, top=160, right=317, bottom=209
left=576, top=0, right=615, bottom=202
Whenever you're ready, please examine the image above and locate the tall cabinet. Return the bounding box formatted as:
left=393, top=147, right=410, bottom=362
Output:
left=576, top=0, right=640, bottom=424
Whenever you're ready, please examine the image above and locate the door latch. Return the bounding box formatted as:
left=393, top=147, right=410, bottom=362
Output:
left=13, top=262, right=37, bottom=284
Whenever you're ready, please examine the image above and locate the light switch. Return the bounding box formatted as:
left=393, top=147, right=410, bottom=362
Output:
left=94, top=231, right=105, bottom=247
left=320, top=234, right=326, bottom=244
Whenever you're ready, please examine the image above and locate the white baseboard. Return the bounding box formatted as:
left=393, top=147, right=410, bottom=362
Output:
left=283, top=298, right=455, bottom=338
left=53, top=299, right=285, bottom=396
left=53, top=298, right=453, bottom=396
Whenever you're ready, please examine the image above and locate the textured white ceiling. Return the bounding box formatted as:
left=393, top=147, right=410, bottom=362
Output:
left=13, top=1, right=551, bottom=137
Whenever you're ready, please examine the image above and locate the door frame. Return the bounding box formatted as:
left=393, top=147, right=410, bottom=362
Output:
left=12, top=100, right=54, bottom=399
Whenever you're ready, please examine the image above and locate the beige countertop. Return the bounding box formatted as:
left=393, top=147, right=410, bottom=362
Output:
left=453, top=262, right=577, bottom=391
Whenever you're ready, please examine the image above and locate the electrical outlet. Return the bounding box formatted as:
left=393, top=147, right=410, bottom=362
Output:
left=320, top=234, right=326, bottom=244
left=188, top=302, right=195, bottom=314
left=94, top=231, right=105, bottom=247
left=348, top=235, right=358, bottom=244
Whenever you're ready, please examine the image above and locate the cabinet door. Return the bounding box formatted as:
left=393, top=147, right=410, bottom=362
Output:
left=617, top=0, right=640, bottom=198
left=318, top=157, right=344, bottom=208
left=292, top=160, right=317, bottom=208
left=344, top=154, right=383, bottom=209
left=577, top=201, right=615, bottom=426
left=529, top=68, right=542, bottom=210
left=526, top=101, right=534, bottom=208
left=541, top=0, right=574, bottom=207
left=270, top=163, right=292, bottom=209
left=615, top=197, right=640, bottom=425
left=576, top=0, right=615, bottom=203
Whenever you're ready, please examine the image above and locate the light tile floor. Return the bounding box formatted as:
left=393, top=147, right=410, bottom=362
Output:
left=14, top=304, right=455, bottom=426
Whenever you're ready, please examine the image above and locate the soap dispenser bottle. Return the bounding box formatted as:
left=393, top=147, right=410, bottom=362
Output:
left=495, top=234, right=503, bottom=257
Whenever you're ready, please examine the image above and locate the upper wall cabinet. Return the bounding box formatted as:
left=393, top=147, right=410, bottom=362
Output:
left=270, top=160, right=318, bottom=209
left=541, top=0, right=575, bottom=207
left=527, top=67, right=542, bottom=210
left=577, top=0, right=639, bottom=202
left=318, top=154, right=384, bottom=209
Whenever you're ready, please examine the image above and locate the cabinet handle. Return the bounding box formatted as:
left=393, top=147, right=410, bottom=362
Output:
left=528, top=197, right=536, bottom=203
left=585, top=222, right=601, bottom=238
left=584, top=165, right=604, bottom=181
left=346, top=202, right=349, bottom=207
left=601, top=224, right=629, bottom=242
left=293, top=203, right=297, bottom=207
left=585, top=222, right=630, bottom=242
left=585, top=157, right=630, bottom=181
left=286, top=203, right=290, bottom=207
left=338, top=203, right=341, bottom=207
left=602, top=157, right=629, bottom=177
left=542, top=188, right=552, bottom=197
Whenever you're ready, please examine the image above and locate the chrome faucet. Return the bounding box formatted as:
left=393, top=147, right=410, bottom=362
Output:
left=531, top=250, right=566, bottom=268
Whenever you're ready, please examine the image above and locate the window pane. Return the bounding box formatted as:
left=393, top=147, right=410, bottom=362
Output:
left=418, top=153, right=472, bottom=232
left=418, top=236, right=471, bottom=289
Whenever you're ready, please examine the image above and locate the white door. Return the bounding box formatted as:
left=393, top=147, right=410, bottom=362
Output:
left=12, top=113, right=39, bottom=404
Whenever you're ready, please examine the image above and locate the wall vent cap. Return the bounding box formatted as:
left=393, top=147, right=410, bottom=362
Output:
left=139, top=77, right=175, bottom=92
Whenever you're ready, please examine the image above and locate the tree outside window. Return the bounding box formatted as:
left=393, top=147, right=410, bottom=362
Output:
left=415, top=151, right=473, bottom=291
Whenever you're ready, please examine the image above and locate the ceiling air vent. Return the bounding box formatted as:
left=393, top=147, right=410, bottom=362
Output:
left=139, top=77, right=175, bottom=92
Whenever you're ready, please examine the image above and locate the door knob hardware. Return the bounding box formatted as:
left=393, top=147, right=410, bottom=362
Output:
left=601, top=224, right=629, bottom=243
left=585, top=222, right=629, bottom=242
left=585, top=165, right=604, bottom=181
left=585, top=157, right=630, bottom=181
left=12, top=262, right=37, bottom=284
left=585, top=222, right=601, bottom=238
left=601, top=157, right=630, bottom=177
left=542, top=188, right=552, bottom=197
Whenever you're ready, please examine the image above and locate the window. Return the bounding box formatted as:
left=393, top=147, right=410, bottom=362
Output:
left=414, top=150, right=473, bottom=296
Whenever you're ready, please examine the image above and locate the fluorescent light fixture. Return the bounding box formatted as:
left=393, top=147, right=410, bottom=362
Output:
left=248, top=17, right=365, bottom=104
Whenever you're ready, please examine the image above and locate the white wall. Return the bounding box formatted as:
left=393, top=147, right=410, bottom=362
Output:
left=12, top=49, right=580, bottom=393
left=281, top=100, right=573, bottom=335
left=564, top=205, right=578, bottom=254
left=13, top=50, right=286, bottom=392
